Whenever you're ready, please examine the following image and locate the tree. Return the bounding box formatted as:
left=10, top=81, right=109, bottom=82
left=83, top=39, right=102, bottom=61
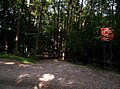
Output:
left=33, top=0, right=49, bottom=57
left=0, top=0, right=120, bottom=70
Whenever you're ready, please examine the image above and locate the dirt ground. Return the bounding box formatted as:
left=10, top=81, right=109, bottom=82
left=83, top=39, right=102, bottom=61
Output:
left=0, top=59, right=120, bottom=89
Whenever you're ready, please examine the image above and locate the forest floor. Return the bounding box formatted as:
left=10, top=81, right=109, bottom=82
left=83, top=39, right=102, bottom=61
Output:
left=0, top=58, right=120, bottom=89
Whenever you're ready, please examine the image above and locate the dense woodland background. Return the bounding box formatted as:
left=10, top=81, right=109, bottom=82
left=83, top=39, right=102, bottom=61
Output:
left=0, top=0, right=120, bottom=71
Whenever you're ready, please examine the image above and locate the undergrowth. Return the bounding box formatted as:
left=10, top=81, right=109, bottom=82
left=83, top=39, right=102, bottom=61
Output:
left=0, top=53, right=36, bottom=64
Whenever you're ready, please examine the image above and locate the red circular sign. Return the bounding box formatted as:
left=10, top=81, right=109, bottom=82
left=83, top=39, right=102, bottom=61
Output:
left=100, top=28, right=113, bottom=41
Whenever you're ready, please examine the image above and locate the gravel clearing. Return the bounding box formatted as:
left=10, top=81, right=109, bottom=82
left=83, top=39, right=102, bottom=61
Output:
left=0, top=59, right=120, bottom=89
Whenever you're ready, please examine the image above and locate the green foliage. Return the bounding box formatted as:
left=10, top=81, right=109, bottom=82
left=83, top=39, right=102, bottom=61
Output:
left=0, top=53, right=35, bottom=64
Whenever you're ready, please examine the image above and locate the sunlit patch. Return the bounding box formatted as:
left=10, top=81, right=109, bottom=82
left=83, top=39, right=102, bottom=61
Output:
left=17, top=73, right=30, bottom=83
left=39, top=67, right=43, bottom=69
left=39, top=74, right=55, bottom=82
left=17, top=79, right=22, bottom=83
left=19, top=64, right=30, bottom=67
left=4, top=62, right=15, bottom=65
left=58, top=78, right=65, bottom=82
left=67, top=80, right=73, bottom=85
left=18, top=74, right=30, bottom=78
left=38, top=74, right=55, bottom=88
left=58, top=78, right=63, bottom=81
left=33, top=86, right=38, bottom=89
left=53, top=59, right=59, bottom=62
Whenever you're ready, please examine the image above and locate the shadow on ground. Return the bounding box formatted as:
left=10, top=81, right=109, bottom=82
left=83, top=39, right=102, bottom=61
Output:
left=0, top=59, right=120, bottom=89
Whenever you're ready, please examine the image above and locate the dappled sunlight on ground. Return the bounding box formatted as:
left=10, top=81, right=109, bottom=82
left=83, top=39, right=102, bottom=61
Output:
left=17, top=74, right=31, bottom=83
left=18, top=74, right=30, bottom=79
left=0, top=59, right=31, bottom=68
left=19, top=64, right=30, bottom=67
left=58, top=77, right=65, bottom=83
left=39, top=74, right=55, bottom=82
left=33, top=74, right=55, bottom=89
left=0, top=61, right=16, bottom=65
left=0, top=59, right=120, bottom=89
left=0, top=59, right=18, bottom=65
left=32, top=74, right=76, bottom=89
left=57, top=77, right=75, bottom=87
left=33, top=86, right=39, bottom=89
left=67, top=80, right=74, bottom=85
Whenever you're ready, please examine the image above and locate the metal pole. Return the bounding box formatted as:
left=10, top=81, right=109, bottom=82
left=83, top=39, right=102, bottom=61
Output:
left=103, top=42, right=106, bottom=69
left=110, top=41, right=112, bottom=68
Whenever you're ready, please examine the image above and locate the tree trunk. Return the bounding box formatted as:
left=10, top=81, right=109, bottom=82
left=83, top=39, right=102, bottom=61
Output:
left=53, top=0, right=57, bottom=58
left=3, top=2, right=8, bottom=52
left=33, top=5, right=43, bottom=57
left=57, top=0, right=61, bottom=59
left=116, top=0, right=120, bottom=14
left=15, top=9, right=20, bottom=55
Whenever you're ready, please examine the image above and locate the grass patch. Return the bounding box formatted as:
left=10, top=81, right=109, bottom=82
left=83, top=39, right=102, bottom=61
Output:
left=0, top=53, right=36, bottom=64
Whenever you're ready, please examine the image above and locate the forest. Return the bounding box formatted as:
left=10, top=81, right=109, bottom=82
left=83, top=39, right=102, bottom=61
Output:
left=0, top=0, right=120, bottom=71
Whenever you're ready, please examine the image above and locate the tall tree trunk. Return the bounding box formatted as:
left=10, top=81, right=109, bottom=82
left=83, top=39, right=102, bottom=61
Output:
left=53, top=0, right=61, bottom=59
left=33, top=5, right=43, bottom=57
left=27, top=3, right=31, bottom=57
left=53, top=0, right=57, bottom=58
left=15, top=9, right=20, bottom=55
left=111, top=0, right=114, bottom=16
left=4, top=33, right=8, bottom=52
left=69, top=0, right=73, bottom=31
left=3, top=2, right=8, bottom=52
left=116, top=0, right=120, bottom=14
left=57, top=0, right=61, bottom=59
left=15, top=0, right=25, bottom=55
left=79, top=0, right=84, bottom=30
left=64, top=0, right=71, bottom=59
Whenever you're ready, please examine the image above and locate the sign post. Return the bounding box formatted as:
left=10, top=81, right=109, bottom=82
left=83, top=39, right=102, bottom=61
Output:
left=100, top=27, right=114, bottom=68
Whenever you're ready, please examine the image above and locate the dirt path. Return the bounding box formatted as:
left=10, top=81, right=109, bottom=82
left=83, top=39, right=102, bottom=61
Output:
left=0, top=59, right=120, bottom=89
